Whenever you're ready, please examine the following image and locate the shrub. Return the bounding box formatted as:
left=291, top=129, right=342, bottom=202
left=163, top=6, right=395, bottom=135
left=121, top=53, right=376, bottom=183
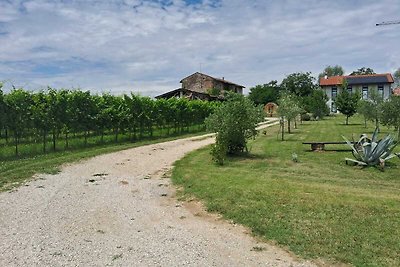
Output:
left=301, top=113, right=311, bottom=121
left=343, top=127, right=399, bottom=168
left=205, top=93, right=264, bottom=165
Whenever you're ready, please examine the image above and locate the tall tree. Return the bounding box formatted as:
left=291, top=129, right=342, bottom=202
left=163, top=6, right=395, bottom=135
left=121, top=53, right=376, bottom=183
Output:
left=393, top=68, right=400, bottom=87
left=335, top=80, right=359, bottom=125
left=248, top=80, right=281, bottom=105
left=318, top=65, right=345, bottom=79
left=350, top=67, right=376, bottom=76
left=280, top=72, right=316, bottom=98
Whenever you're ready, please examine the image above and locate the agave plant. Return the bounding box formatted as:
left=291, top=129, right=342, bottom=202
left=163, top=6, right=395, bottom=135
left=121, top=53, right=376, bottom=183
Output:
left=343, top=128, right=400, bottom=167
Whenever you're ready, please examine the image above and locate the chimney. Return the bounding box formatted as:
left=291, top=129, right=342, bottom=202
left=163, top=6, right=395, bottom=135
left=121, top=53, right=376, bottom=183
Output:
left=324, top=75, right=328, bottom=79
left=222, top=77, right=225, bottom=80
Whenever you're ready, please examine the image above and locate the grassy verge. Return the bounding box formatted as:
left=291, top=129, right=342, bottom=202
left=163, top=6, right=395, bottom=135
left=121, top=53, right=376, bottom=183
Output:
left=0, top=130, right=206, bottom=191
left=171, top=115, right=400, bottom=267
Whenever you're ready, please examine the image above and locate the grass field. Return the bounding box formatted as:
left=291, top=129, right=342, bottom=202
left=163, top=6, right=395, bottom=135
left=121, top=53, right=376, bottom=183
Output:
left=0, top=129, right=205, bottom=191
left=172, top=115, right=400, bottom=267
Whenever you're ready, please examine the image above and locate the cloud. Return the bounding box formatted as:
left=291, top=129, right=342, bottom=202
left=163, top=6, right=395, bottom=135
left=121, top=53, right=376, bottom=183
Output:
left=0, top=0, right=399, bottom=95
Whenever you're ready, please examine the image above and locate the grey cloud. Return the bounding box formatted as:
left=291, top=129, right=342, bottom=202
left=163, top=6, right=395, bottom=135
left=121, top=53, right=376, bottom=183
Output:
left=0, top=0, right=399, bottom=95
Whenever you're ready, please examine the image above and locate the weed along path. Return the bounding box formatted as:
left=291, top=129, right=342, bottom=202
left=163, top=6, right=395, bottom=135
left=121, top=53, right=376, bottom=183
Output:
left=0, top=118, right=313, bottom=267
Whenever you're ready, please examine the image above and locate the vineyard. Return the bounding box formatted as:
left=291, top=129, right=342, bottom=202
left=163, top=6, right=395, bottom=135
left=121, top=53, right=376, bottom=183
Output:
left=0, top=86, right=219, bottom=159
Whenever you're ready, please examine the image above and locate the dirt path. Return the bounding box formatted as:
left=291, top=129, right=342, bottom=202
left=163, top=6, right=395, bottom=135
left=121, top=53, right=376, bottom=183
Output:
left=0, top=120, right=315, bottom=267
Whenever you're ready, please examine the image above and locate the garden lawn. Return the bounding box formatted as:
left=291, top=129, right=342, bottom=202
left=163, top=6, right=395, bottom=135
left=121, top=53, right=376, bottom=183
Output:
left=172, top=115, right=400, bottom=267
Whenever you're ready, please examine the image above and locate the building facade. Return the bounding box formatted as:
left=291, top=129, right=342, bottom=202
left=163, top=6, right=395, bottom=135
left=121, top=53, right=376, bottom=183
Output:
left=319, top=73, right=394, bottom=113
left=156, top=72, right=245, bottom=100
left=180, top=72, right=244, bottom=95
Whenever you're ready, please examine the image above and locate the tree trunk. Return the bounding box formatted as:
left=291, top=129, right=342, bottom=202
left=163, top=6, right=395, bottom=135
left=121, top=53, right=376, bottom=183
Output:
left=280, top=118, right=284, bottom=141
left=288, top=119, right=291, bottom=134
left=115, top=128, right=119, bottom=143
left=101, top=131, right=104, bottom=144
left=43, top=131, right=47, bottom=154
left=65, top=132, right=69, bottom=150
left=346, top=116, right=349, bottom=125
left=5, top=129, right=8, bottom=143
left=52, top=130, right=56, bottom=152
left=84, top=131, right=88, bottom=146
left=14, top=133, right=18, bottom=157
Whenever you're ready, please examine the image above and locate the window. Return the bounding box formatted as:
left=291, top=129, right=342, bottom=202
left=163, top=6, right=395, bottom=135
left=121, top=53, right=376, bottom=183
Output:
left=362, top=85, right=368, bottom=100
left=378, top=85, right=384, bottom=98
left=331, top=87, right=337, bottom=100
left=331, top=87, right=337, bottom=113
left=347, top=85, right=352, bottom=94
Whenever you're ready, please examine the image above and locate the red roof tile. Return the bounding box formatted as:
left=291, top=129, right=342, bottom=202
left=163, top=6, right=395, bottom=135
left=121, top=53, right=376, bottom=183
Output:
left=319, top=76, right=344, bottom=86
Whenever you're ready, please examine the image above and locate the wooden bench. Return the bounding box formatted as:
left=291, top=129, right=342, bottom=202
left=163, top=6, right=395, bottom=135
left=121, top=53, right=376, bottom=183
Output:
left=302, top=141, right=355, bottom=151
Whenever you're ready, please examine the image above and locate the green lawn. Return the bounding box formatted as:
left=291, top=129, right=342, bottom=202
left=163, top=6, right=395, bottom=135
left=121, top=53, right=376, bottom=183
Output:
left=172, top=115, right=400, bottom=267
left=0, top=130, right=205, bottom=191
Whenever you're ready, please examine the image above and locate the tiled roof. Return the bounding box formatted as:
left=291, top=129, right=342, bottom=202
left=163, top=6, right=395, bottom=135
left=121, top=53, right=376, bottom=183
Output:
left=319, top=73, right=394, bottom=86
left=180, top=72, right=245, bottom=88
left=319, top=76, right=344, bottom=86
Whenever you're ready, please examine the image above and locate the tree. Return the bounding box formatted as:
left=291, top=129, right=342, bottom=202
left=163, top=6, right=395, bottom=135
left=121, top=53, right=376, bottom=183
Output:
left=318, top=65, right=345, bottom=79
left=31, top=91, right=52, bottom=153
left=304, top=90, right=329, bottom=119
left=205, top=93, right=264, bottom=165
left=350, top=67, right=376, bottom=76
left=393, top=68, right=400, bottom=87
left=248, top=80, right=281, bottom=105
left=280, top=72, right=316, bottom=98
left=277, top=93, right=302, bottom=139
left=0, top=84, right=6, bottom=140
left=4, top=89, right=33, bottom=156
left=335, top=80, right=359, bottom=125
left=381, top=96, right=400, bottom=140
left=357, top=100, right=372, bottom=128
left=357, top=90, right=385, bottom=130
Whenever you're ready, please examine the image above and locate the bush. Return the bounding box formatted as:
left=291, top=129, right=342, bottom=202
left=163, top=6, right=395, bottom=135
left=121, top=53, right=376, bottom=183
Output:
left=205, top=93, right=264, bottom=165
left=301, top=113, right=311, bottom=121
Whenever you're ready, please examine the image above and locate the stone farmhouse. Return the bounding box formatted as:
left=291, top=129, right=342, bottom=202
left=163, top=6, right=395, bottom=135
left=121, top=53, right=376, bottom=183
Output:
left=319, top=73, right=394, bottom=113
left=155, top=72, right=244, bottom=100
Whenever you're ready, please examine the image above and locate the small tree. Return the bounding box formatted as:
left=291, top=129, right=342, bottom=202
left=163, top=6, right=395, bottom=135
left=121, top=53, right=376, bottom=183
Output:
left=357, top=100, right=372, bottom=128
left=335, top=80, right=359, bottom=125
left=277, top=93, right=302, bottom=139
left=363, top=90, right=384, bottom=128
left=205, top=93, right=264, bottom=165
left=304, top=90, right=329, bottom=119
left=381, top=96, right=400, bottom=140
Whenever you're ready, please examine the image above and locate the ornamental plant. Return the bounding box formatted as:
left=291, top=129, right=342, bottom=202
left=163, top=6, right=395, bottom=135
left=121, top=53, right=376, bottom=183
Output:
left=343, top=127, right=399, bottom=168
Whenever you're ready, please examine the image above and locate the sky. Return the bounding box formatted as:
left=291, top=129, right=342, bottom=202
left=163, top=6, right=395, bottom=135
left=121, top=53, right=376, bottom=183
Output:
left=0, top=0, right=399, bottom=96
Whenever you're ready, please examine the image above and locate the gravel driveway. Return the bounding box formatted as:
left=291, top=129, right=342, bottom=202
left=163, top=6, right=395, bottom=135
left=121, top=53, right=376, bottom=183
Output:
left=0, top=121, right=315, bottom=266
